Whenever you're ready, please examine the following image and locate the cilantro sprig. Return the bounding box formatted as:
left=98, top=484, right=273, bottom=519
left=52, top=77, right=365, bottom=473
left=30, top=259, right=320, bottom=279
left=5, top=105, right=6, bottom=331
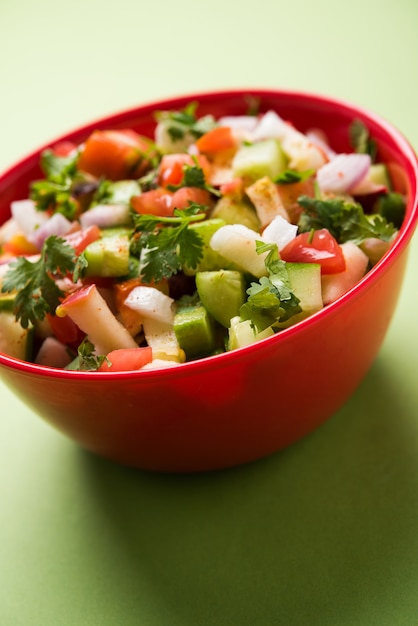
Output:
left=30, top=148, right=81, bottom=219
left=297, top=195, right=398, bottom=244
left=76, top=339, right=110, bottom=371
left=239, top=242, right=302, bottom=332
left=349, top=119, right=377, bottom=160
left=130, top=205, right=206, bottom=282
left=275, top=169, right=315, bottom=185
left=155, top=102, right=216, bottom=142
left=166, top=159, right=220, bottom=196
left=1, top=236, right=86, bottom=328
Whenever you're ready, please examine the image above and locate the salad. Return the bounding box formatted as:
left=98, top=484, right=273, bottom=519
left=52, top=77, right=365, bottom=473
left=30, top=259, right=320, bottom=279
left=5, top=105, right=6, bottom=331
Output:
left=0, top=101, right=406, bottom=371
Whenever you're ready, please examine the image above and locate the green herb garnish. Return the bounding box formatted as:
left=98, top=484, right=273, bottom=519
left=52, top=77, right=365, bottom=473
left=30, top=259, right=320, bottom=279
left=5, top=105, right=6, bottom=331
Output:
left=1, top=235, right=86, bottom=328
left=130, top=205, right=206, bottom=282
left=297, top=195, right=397, bottom=244
left=239, top=242, right=301, bottom=332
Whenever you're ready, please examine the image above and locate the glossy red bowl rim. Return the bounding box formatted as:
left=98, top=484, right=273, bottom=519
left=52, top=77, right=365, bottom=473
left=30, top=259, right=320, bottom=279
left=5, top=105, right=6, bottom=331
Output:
left=1, top=87, right=417, bottom=380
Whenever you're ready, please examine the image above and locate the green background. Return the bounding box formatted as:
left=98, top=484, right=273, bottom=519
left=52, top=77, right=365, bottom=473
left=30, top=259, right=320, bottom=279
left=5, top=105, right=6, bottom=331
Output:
left=1, top=1, right=418, bottom=624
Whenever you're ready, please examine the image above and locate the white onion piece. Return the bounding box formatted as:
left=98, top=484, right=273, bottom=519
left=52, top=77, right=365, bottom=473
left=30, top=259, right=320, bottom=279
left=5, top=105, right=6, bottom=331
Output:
left=316, top=153, right=371, bottom=194
left=217, top=115, right=259, bottom=142
left=124, top=286, right=175, bottom=325
left=306, top=128, right=337, bottom=160
left=35, top=337, right=72, bottom=369
left=349, top=178, right=387, bottom=196
left=11, top=199, right=49, bottom=238
left=29, top=212, right=73, bottom=249
left=251, top=110, right=327, bottom=171
left=262, top=215, right=298, bottom=251
left=0, top=217, right=20, bottom=245
left=80, top=203, right=131, bottom=229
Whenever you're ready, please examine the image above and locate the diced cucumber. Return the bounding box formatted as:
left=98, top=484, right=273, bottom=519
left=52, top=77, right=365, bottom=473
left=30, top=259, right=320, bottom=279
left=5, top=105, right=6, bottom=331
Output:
left=367, top=163, right=392, bottom=189
left=196, top=270, right=246, bottom=328
left=174, top=303, right=217, bottom=359
left=0, top=311, right=33, bottom=360
left=83, top=234, right=130, bottom=277
left=228, top=316, right=274, bottom=350
left=0, top=294, right=15, bottom=313
left=232, top=139, right=287, bottom=182
left=275, top=262, right=323, bottom=329
left=211, top=196, right=261, bottom=232
left=183, top=218, right=237, bottom=275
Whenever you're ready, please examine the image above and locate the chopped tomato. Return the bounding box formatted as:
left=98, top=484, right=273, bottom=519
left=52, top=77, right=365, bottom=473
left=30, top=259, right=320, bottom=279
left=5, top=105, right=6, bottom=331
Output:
left=46, top=313, right=85, bottom=348
left=131, top=188, right=174, bottom=216
left=77, top=129, right=156, bottom=181
left=171, top=187, right=213, bottom=210
left=98, top=347, right=153, bottom=372
left=3, top=233, right=39, bottom=256
left=158, top=153, right=211, bottom=188
left=280, top=228, right=346, bottom=274
left=195, top=126, right=236, bottom=154
left=62, top=224, right=102, bottom=254
left=52, top=141, right=78, bottom=157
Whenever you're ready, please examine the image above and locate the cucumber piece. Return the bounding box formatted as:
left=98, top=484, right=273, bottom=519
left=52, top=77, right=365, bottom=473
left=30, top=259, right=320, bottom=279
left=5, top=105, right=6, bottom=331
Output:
left=228, top=316, right=274, bottom=350
left=83, top=234, right=130, bottom=277
left=211, top=196, right=261, bottom=232
left=174, top=303, right=217, bottom=359
left=368, top=163, right=392, bottom=189
left=232, top=139, right=287, bottom=182
left=0, top=311, right=33, bottom=360
left=196, top=270, right=246, bottom=328
left=183, top=218, right=236, bottom=275
left=275, top=262, right=323, bottom=329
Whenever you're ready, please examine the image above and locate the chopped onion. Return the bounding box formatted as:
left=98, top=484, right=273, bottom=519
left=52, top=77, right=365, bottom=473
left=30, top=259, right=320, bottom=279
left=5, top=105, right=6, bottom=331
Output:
left=11, top=199, right=49, bottom=238
left=29, top=212, right=73, bottom=249
left=262, top=215, right=298, bottom=250
left=80, top=204, right=131, bottom=228
left=316, top=153, right=371, bottom=194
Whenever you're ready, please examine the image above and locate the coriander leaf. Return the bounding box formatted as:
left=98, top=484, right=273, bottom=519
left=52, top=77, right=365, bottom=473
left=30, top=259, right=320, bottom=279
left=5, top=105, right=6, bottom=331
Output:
left=275, top=169, right=315, bottom=184
left=349, top=119, right=377, bottom=160
left=77, top=339, right=110, bottom=371
left=166, top=160, right=220, bottom=197
left=130, top=205, right=206, bottom=282
left=375, top=191, right=406, bottom=229
left=155, top=102, right=217, bottom=141
left=240, top=242, right=301, bottom=332
left=297, top=195, right=397, bottom=244
left=1, top=235, right=81, bottom=328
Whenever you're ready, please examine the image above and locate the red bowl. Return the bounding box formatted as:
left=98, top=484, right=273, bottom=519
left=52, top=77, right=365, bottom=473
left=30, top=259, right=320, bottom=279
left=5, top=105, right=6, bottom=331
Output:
left=1, top=88, right=417, bottom=472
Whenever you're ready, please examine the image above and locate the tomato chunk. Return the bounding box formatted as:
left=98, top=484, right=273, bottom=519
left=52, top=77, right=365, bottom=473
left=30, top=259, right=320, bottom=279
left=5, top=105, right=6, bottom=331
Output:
left=158, top=154, right=211, bottom=188
left=195, top=126, right=236, bottom=154
left=131, top=188, right=174, bottom=216
left=98, top=347, right=153, bottom=372
left=62, top=225, right=102, bottom=254
left=78, top=129, right=156, bottom=180
left=280, top=228, right=346, bottom=274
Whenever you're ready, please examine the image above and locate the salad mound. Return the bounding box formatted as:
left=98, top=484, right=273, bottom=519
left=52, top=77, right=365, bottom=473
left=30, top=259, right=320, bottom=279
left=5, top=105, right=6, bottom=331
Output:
left=0, top=101, right=406, bottom=371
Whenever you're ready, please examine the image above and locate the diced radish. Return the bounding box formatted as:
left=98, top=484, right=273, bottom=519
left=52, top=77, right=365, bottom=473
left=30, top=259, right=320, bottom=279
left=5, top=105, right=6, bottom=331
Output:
left=56, top=283, right=138, bottom=354
left=210, top=224, right=268, bottom=278
left=262, top=215, right=298, bottom=250
left=321, top=242, right=369, bottom=304
left=124, top=286, right=175, bottom=325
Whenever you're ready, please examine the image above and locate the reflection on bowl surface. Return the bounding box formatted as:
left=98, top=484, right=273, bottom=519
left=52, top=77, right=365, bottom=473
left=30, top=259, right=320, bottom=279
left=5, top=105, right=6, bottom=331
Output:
left=0, top=89, right=417, bottom=472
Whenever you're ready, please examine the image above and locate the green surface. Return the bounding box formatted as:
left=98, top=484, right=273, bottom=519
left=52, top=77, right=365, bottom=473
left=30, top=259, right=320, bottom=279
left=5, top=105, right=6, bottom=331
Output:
left=1, top=1, right=418, bottom=624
